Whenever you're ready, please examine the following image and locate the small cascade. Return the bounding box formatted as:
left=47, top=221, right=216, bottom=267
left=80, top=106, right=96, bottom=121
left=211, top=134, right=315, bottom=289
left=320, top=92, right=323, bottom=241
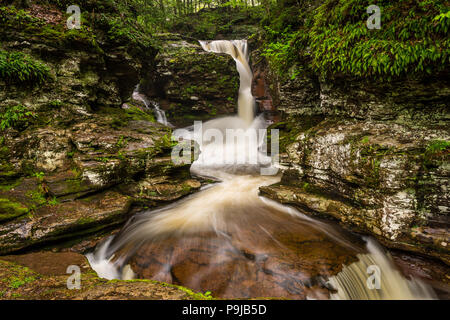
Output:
left=328, top=238, right=436, bottom=300
left=132, top=85, right=170, bottom=126
left=199, top=40, right=255, bottom=125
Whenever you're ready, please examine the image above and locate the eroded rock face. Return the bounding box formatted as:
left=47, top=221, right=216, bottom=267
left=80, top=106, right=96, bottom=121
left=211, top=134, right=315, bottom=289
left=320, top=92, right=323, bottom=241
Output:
left=142, top=34, right=240, bottom=127
left=0, top=19, right=201, bottom=254
left=0, top=191, right=132, bottom=254
left=260, top=119, right=450, bottom=263
left=0, top=117, right=202, bottom=254
left=270, top=72, right=450, bottom=123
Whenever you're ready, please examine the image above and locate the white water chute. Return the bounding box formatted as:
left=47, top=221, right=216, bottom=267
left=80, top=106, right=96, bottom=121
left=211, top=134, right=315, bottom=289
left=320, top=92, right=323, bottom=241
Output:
left=328, top=238, right=436, bottom=300
left=199, top=40, right=255, bottom=125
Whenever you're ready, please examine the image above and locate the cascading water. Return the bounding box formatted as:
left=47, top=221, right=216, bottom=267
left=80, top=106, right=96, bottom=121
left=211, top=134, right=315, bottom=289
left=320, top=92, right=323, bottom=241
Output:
left=132, top=85, right=170, bottom=126
left=199, top=40, right=255, bottom=125
left=87, top=40, right=437, bottom=300
left=327, top=239, right=437, bottom=300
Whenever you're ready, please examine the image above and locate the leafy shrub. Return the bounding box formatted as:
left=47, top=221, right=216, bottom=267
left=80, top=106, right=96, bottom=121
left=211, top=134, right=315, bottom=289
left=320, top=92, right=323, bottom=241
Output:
left=264, top=0, right=450, bottom=80
left=0, top=51, right=51, bottom=85
left=261, top=26, right=300, bottom=77
left=0, top=104, right=36, bottom=131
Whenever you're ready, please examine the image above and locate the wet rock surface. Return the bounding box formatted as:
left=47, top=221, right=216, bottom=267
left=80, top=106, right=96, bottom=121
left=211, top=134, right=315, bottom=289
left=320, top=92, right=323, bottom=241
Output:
left=0, top=12, right=202, bottom=255
left=0, top=191, right=131, bottom=254
left=389, top=250, right=450, bottom=299
left=128, top=205, right=365, bottom=299
left=270, top=72, right=450, bottom=123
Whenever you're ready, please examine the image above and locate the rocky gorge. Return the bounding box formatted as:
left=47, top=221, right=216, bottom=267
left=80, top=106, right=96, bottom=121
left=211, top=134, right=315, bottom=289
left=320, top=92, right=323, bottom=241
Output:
left=0, top=0, right=449, bottom=300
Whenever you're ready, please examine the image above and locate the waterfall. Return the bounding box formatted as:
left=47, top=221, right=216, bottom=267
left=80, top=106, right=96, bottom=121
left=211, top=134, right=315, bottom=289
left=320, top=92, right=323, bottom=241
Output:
left=132, top=85, right=170, bottom=126
left=87, top=39, right=438, bottom=300
left=199, top=40, right=255, bottom=125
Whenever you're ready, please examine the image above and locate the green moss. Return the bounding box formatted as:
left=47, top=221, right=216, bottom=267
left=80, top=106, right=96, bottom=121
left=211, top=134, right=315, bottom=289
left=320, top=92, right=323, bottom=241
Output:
left=0, top=261, right=37, bottom=290
left=8, top=275, right=36, bottom=289
left=107, top=278, right=214, bottom=300
left=0, top=5, right=44, bottom=30
left=0, top=198, right=29, bottom=222
left=26, top=188, right=46, bottom=205
left=75, top=217, right=97, bottom=225
left=102, top=105, right=156, bottom=129
left=270, top=116, right=325, bottom=153
left=65, top=178, right=83, bottom=193
left=425, top=139, right=450, bottom=156
left=48, top=100, right=63, bottom=108
left=0, top=178, right=22, bottom=191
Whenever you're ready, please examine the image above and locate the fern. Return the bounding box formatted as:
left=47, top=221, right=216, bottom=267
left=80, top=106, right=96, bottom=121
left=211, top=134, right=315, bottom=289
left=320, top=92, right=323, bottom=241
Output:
left=0, top=51, right=51, bottom=85
left=0, top=105, right=36, bottom=131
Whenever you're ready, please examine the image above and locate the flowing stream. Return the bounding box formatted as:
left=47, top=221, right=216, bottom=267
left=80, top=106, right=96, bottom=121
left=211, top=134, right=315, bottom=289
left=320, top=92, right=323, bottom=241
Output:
left=87, top=40, right=437, bottom=300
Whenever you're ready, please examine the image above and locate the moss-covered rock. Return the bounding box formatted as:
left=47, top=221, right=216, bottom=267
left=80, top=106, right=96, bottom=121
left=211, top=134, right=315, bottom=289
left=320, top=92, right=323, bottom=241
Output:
left=0, top=252, right=211, bottom=300
left=0, top=191, right=133, bottom=254
left=0, top=2, right=203, bottom=255
left=0, top=198, right=28, bottom=222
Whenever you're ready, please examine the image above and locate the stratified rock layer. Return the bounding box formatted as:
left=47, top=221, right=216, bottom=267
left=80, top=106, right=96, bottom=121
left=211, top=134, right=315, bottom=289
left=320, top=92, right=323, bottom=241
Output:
left=261, top=119, right=449, bottom=264
left=0, top=6, right=202, bottom=254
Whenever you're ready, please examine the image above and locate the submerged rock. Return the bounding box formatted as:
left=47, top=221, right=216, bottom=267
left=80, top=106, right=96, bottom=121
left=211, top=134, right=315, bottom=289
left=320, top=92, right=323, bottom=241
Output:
left=128, top=203, right=364, bottom=299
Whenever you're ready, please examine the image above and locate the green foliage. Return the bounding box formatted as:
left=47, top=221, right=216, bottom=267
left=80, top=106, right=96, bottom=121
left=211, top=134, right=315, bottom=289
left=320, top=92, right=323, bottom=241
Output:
left=156, top=134, right=178, bottom=150
left=264, top=0, right=450, bottom=80
left=425, top=140, right=450, bottom=155
left=48, top=196, right=59, bottom=206
left=48, top=100, right=63, bottom=108
left=8, top=276, right=36, bottom=289
left=0, top=105, right=36, bottom=131
left=0, top=5, right=44, bottom=29
left=424, top=139, right=450, bottom=166
left=33, top=171, right=45, bottom=181
left=168, top=5, right=262, bottom=39
left=0, top=51, right=51, bottom=85
left=116, top=135, right=127, bottom=149
left=261, top=26, right=299, bottom=76
left=97, top=14, right=155, bottom=50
